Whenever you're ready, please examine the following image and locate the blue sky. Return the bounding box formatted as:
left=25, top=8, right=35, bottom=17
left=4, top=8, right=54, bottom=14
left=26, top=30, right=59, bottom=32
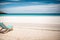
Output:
left=0, top=0, right=60, bottom=13
left=0, top=0, right=60, bottom=2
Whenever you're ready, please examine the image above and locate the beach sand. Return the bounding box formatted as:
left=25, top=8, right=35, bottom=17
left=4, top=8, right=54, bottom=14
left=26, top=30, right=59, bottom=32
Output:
left=0, top=23, right=60, bottom=40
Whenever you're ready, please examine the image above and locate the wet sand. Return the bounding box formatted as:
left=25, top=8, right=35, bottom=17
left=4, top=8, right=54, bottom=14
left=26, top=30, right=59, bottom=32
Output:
left=0, top=23, right=60, bottom=40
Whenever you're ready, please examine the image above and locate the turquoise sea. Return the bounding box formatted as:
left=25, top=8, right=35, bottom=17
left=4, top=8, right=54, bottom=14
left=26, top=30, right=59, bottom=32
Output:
left=0, top=13, right=60, bottom=16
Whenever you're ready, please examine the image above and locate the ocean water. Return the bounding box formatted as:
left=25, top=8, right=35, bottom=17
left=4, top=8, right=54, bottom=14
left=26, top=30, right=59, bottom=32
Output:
left=0, top=13, right=60, bottom=16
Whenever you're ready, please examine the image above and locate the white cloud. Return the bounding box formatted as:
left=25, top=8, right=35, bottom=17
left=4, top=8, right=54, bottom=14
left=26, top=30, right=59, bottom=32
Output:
left=0, top=2, right=13, bottom=5
left=31, top=2, right=41, bottom=4
left=10, top=0, right=20, bottom=1
left=2, top=4, right=60, bottom=13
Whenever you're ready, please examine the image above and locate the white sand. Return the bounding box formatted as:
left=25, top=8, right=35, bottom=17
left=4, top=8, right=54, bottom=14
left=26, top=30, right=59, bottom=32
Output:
left=0, top=23, right=60, bottom=40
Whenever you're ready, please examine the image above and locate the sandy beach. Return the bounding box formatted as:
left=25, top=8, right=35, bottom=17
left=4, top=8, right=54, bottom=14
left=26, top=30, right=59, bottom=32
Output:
left=0, top=16, right=60, bottom=40
left=0, top=23, right=60, bottom=40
